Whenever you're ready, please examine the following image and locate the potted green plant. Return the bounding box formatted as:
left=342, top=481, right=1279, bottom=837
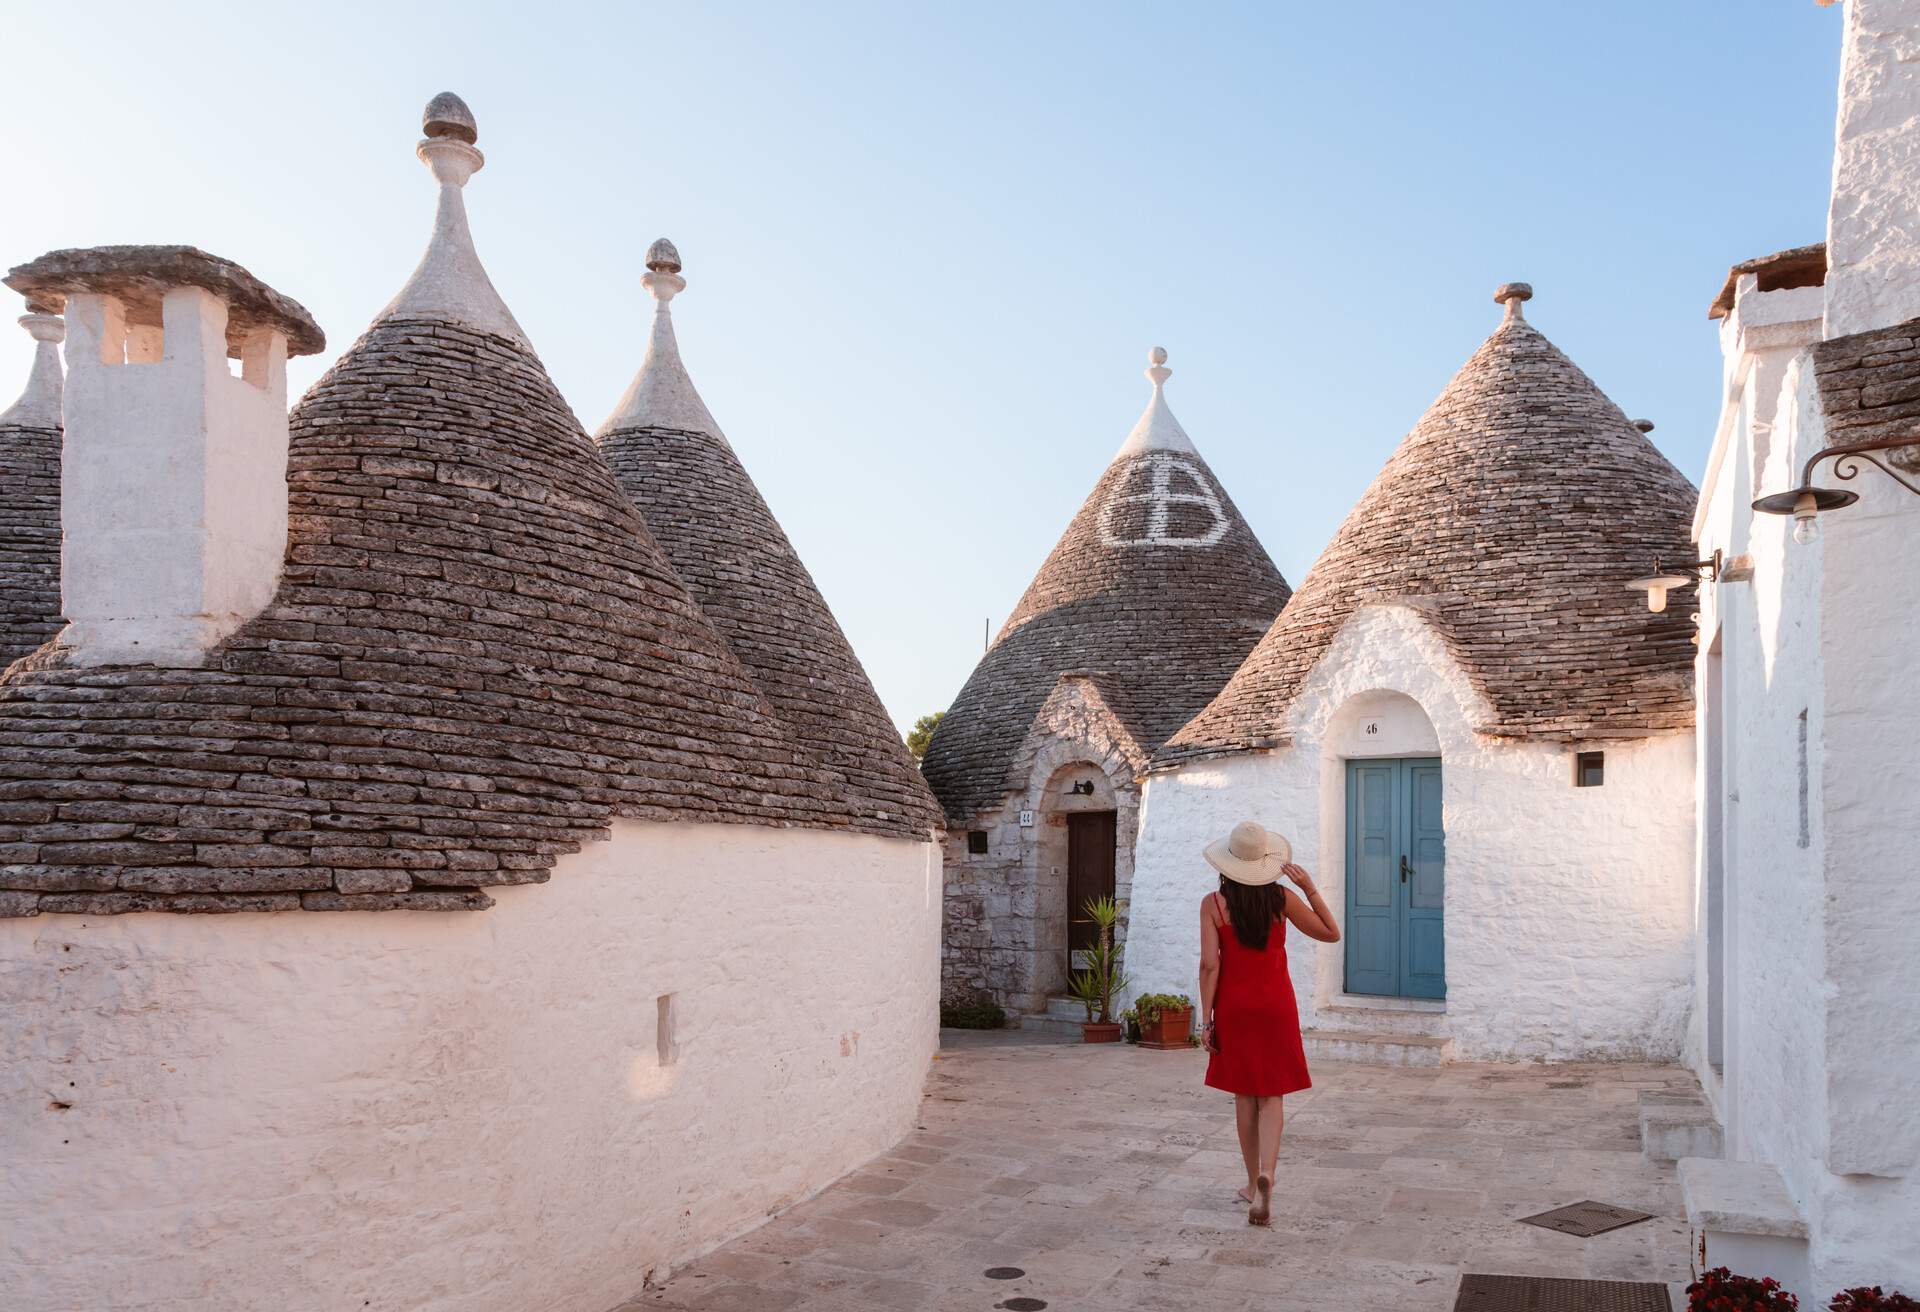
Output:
left=1133, top=992, right=1195, bottom=1050
left=1067, top=895, right=1127, bottom=1043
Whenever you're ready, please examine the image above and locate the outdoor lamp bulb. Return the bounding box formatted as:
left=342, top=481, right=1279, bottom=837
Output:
left=1791, top=492, right=1820, bottom=545
left=1645, top=584, right=1669, bottom=614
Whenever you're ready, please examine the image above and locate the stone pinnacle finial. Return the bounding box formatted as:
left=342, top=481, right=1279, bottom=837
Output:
left=1494, top=282, right=1533, bottom=322
left=646, top=238, right=683, bottom=274
left=375, top=91, right=528, bottom=346
left=595, top=243, right=720, bottom=442
left=0, top=310, right=66, bottom=429
left=1147, top=345, right=1171, bottom=387
left=1632, top=419, right=1655, bottom=434
left=423, top=92, right=478, bottom=144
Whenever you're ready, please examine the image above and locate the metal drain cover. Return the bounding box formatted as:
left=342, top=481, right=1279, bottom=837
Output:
left=1455, top=1273, right=1672, bottom=1310
left=1516, top=1199, right=1653, bottom=1238
left=983, top=1267, right=1025, bottom=1280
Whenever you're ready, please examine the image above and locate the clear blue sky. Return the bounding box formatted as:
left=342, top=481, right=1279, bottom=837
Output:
left=2, top=3, right=1841, bottom=732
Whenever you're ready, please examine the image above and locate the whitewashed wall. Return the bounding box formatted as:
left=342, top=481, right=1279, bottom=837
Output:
left=0, top=820, right=940, bottom=1312
left=1127, top=603, right=1696, bottom=1062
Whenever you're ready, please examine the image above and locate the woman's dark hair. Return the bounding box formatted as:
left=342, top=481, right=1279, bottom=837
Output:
left=1219, top=877, right=1287, bottom=951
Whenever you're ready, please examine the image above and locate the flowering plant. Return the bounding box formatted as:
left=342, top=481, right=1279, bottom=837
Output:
left=1830, top=1290, right=1920, bottom=1311
left=1686, top=1268, right=1798, bottom=1310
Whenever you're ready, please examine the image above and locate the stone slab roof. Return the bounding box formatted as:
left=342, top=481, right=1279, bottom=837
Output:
left=6, top=246, right=326, bottom=356
left=1708, top=243, right=1826, bottom=320
left=599, top=419, right=941, bottom=837
left=922, top=397, right=1291, bottom=820
left=1163, top=306, right=1697, bottom=765
left=0, top=318, right=870, bottom=917
left=0, top=419, right=61, bottom=670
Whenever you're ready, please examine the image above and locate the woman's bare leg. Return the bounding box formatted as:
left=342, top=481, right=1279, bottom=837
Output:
left=1246, top=1095, right=1283, bottom=1226
left=1257, top=1095, right=1285, bottom=1180
left=1234, top=1095, right=1259, bottom=1201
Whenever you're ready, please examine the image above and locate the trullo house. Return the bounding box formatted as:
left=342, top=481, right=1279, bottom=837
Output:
left=921, top=349, right=1291, bottom=1022
left=0, top=95, right=941, bottom=1312
left=1126, top=284, right=1699, bottom=1066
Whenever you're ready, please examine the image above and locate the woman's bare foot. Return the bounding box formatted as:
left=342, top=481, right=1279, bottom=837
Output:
left=1248, top=1173, right=1272, bottom=1227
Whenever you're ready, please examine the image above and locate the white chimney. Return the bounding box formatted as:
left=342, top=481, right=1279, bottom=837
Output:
left=1, top=247, right=325, bottom=666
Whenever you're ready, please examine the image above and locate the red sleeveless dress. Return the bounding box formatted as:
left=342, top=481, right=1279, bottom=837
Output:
left=1204, top=892, right=1312, bottom=1097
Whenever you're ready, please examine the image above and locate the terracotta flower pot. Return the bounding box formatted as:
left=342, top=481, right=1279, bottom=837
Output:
left=1140, top=1007, right=1194, bottom=1050
left=1081, top=1021, right=1124, bottom=1044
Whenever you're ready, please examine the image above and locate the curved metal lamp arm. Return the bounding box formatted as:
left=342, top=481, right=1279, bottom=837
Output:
left=1800, top=434, right=1920, bottom=499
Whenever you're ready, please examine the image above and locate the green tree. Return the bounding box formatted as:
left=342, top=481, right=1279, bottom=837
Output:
left=904, top=712, right=944, bottom=765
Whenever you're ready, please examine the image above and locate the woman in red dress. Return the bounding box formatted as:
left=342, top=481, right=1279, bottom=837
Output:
left=1197, top=820, right=1342, bottom=1226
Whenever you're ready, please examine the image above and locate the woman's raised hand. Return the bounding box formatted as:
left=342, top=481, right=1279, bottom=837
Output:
left=1281, top=862, right=1315, bottom=892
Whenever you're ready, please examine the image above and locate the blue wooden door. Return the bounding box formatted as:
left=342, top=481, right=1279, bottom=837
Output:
left=1343, top=757, right=1445, bottom=999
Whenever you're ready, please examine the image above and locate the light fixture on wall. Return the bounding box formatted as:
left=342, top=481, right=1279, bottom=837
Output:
left=1752, top=431, right=1920, bottom=543
left=1627, top=550, right=1723, bottom=614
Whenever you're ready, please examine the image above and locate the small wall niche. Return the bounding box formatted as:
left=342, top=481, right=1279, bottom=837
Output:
left=1574, top=751, right=1605, bottom=788
left=967, top=830, right=989, bottom=855
left=655, top=993, right=679, bottom=1067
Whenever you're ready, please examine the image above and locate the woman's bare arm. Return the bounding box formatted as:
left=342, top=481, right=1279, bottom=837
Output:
left=1281, top=863, right=1341, bottom=942
left=1198, top=894, right=1223, bottom=1047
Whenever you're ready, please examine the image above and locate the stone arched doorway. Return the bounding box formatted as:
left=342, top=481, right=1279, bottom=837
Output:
left=1032, top=758, right=1132, bottom=1003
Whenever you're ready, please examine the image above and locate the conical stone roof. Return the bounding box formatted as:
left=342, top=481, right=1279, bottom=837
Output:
left=0, top=310, right=65, bottom=667
left=0, top=96, right=869, bottom=918
left=595, top=240, right=940, bottom=837
left=1164, top=286, right=1697, bottom=764
left=922, top=349, right=1292, bottom=820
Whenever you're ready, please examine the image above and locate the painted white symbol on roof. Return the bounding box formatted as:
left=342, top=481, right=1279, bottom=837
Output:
left=1098, top=452, right=1229, bottom=548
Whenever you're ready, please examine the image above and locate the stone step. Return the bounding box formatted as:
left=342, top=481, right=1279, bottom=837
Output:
left=1020, top=1009, right=1092, bottom=1038
left=1312, top=1001, right=1450, bottom=1039
left=1042, top=995, right=1090, bottom=1024
left=1302, top=1027, right=1449, bottom=1068
left=1640, top=1101, right=1724, bottom=1163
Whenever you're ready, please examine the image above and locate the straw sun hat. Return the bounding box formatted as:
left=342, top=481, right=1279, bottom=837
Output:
left=1202, top=820, right=1293, bottom=886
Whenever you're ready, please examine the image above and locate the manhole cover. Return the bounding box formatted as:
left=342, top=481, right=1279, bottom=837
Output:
left=1516, top=1200, right=1653, bottom=1238
left=984, top=1267, right=1025, bottom=1280
left=1455, top=1273, right=1671, bottom=1310
left=997, top=1301, right=1047, bottom=1312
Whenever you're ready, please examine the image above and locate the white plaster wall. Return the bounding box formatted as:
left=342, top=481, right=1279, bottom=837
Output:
left=0, top=820, right=940, bottom=1312
left=1825, top=0, right=1920, bottom=338
left=1128, top=604, right=1696, bottom=1063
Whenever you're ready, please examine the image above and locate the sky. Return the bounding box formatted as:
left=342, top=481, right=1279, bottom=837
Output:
left=1, top=2, right=1843, bottom=733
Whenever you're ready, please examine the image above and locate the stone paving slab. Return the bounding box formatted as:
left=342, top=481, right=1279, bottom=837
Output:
left=618, top=1040, right=1697, bottom=1311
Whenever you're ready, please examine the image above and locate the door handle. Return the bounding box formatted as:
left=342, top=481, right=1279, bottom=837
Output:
left=1400, top=855, right=1412, bottom=884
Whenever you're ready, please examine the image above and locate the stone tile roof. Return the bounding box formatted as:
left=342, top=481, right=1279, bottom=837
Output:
left=1163, top=298, right=1697, bottom=765
left=922, top=359, right=1291, bottom=820
left=0, top=318, right=868, bottom=917
left=1708, top=243, right=1826, bottom=320
left=0, top=315, right=64, bottom=668
left=0, top=418, right=61, bottom=670
left=598, top=419, right=941, bottom=837
left=1810, top=313, right=1920, bottom=475
left=595, top=240, right=938, bottom=839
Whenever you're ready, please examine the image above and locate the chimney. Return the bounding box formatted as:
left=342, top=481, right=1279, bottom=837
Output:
left=2, top=246, right=324, bottom=666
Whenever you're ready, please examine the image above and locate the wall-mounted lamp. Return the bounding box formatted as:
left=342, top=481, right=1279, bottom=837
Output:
left=1626, top=550, right=1723, bottom=614
left=1069, top=780, right=1096, bottom=796
left=1752, top=431, right=1920, bottom=543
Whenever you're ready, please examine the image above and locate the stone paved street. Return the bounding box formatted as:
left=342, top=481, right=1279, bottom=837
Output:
left=621, top=1037, right=1697, bottom=1311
